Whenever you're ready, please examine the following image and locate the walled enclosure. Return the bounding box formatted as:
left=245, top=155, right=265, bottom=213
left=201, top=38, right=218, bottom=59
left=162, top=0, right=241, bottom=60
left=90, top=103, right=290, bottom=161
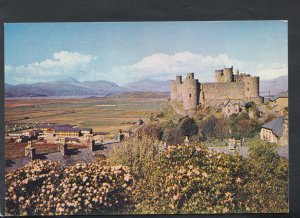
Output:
left=171, top=66, right=264, bottom=110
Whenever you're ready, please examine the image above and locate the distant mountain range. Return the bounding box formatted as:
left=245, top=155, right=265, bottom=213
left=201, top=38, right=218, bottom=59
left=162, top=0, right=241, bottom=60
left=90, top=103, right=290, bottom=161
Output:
left=123, top=79, right=170, bottom=92
left=5, top=75, right=287, bottom=98
left=259, top=75, right=288, bottom=97
left=5, top=78, right=126, bottom=98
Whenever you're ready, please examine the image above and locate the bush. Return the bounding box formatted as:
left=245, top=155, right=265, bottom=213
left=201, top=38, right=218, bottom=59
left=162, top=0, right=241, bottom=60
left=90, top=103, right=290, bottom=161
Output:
left=108, top=136, right=161, bottom=180
left=246, top=141, right=288, bottom=212
left=137, top=123, right=163, bottom=140
left=5, top=160, right=135, bottom=216
left=230, top=112, right=260, bottom=138
left=162, top=127, right=183, bottom=145
left=198, top=116, right=218, bottom=139
left=178, top=117, right=198, bottom=137
left=132, top=141, right=288, bottom=214
left=134, top=143, right=253, bottom=213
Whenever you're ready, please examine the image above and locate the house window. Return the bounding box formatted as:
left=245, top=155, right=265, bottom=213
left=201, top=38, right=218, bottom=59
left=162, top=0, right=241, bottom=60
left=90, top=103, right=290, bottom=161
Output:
left=247, top=87, right=249, bottom=91
left=228, top=109, right=230, bottom=113
left=235, top=109, right=238, bottom=112
left=189, top=94, right=191, bottom=98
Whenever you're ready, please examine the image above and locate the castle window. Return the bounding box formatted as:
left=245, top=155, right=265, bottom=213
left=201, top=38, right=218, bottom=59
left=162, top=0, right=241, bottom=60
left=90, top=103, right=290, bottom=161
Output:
left=247, top=87, right=249, bottom=91
left=228, top=109, right=230, bottom=113
left=189, top=94, right=191, bottom=98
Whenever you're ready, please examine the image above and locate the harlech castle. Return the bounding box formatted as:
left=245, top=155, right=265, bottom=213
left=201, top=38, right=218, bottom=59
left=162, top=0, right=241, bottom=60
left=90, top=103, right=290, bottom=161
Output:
left=170, top=66, right=264, bottom=110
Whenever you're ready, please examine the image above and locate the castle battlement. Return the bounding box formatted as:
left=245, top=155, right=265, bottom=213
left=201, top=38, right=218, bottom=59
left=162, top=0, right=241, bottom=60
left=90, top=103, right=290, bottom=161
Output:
left=171, top=66, right=264, bottom=110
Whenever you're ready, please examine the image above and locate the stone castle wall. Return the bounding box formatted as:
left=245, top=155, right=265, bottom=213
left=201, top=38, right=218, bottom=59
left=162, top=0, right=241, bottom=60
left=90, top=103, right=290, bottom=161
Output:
left=200, top=81, right=245, bottom=105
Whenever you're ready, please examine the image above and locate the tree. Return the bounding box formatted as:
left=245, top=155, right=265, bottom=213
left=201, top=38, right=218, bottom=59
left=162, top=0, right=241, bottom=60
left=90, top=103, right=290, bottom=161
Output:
left=178, top=117, right=198, bottom=137
left=198, top=115, right=218, bottom=139
left=162, top=127, right=183, bottom=145
left=137, top=122, right=163, bottom=140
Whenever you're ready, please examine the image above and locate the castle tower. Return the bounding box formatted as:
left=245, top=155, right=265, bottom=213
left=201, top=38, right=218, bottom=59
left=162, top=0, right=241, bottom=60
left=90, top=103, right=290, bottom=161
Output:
left=215, top=69, right=224, bottom=82
left=243, top=76, right=260, bottom=102
left=183, top=73, right=199, bottom=110
left=170, top=76, right=183, bottom=101
left=170, top=80, right=177, bottom=100
left=224, top=66, right=233, bottom=82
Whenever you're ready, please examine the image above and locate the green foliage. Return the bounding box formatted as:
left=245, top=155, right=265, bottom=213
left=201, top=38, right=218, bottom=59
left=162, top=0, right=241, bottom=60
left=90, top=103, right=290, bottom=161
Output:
left=246, top=141, right=288, bottom=212
left=108, top=136, right=161, bottom=180
left=137, top=122, right=163, bottom=140
left=132, top=143, right=254, bottom=213
left=178, top=117, right=198, bottom=137
left=230, top=112, right=260, bottom=138
left=198, top=115, right=218, bottom=139
left=162, top=127, right=183, bottom=145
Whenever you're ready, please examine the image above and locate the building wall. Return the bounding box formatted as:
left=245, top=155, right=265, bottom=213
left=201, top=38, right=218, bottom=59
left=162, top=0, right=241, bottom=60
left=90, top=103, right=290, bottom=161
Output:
left=273, top=98, right=288, bottom=108
left=222, top=103, right=240, bottom=117
left=55, top=131, right=80, bottom=137
left=200, top=81, right=245, bottom=105
left=260, top=128, right=278, bottom=143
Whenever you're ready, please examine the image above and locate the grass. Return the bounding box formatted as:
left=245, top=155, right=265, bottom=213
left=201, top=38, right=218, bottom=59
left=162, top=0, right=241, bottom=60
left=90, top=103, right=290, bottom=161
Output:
left=203, top=139, right=227, bottom=147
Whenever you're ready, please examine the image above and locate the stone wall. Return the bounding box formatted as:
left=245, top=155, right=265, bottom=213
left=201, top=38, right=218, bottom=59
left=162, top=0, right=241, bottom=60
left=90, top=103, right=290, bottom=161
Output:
left=200, top=81, right=245, bottom=104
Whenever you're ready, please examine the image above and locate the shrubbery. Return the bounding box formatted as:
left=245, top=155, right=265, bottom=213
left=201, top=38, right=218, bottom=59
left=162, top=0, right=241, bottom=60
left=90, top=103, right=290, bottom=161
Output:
left=6, top=138, right=288, bottom=215
left=6, top=160, right=135, bottom=216
left=108, top=139, right=288, bottom=214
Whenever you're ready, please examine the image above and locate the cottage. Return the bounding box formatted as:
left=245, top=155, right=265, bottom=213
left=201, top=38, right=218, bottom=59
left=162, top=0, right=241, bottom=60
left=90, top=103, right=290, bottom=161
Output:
left=260, top=117, right=284, bottom=143
left=270, top=90, right=288, bottom=108
left=222, top=100, right=241, bottom=117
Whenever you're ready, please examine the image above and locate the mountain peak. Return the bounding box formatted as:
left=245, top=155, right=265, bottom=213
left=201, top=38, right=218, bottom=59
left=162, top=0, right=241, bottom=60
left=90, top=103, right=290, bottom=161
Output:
left=63, top=77, right=80, bottom=83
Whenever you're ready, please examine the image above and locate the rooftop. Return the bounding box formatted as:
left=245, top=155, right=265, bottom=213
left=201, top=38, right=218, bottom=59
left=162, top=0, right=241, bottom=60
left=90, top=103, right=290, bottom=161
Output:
left=271, top=90, right=288, bottom=101
left=54, top=127, right=81, bottom=132
left=262, top=117, right=284, bottom=137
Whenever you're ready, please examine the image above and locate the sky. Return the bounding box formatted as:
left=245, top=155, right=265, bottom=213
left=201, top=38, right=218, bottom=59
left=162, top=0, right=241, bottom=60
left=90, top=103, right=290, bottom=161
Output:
left=4, top=21, right=288, bottom=85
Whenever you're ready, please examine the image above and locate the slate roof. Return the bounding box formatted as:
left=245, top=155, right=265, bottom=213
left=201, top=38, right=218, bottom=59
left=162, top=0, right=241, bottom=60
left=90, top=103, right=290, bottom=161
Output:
left=36, top=124, right=51, bottom=128
left=54, top=126, right=81, bottom=132
left=271, top=90, right=288, bottom=101
left=80, top=128, right=92, bottom=131
left=262, top=117, right=284, bottom=137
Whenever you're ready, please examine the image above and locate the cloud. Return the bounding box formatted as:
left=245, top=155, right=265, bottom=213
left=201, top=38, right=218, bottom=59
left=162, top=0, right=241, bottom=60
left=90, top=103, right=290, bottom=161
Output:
left=5, top=51, right=97, bottom=84
left=111, top=52, right=287, bottom=84
left=112, top=52, right=245, bottom=84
